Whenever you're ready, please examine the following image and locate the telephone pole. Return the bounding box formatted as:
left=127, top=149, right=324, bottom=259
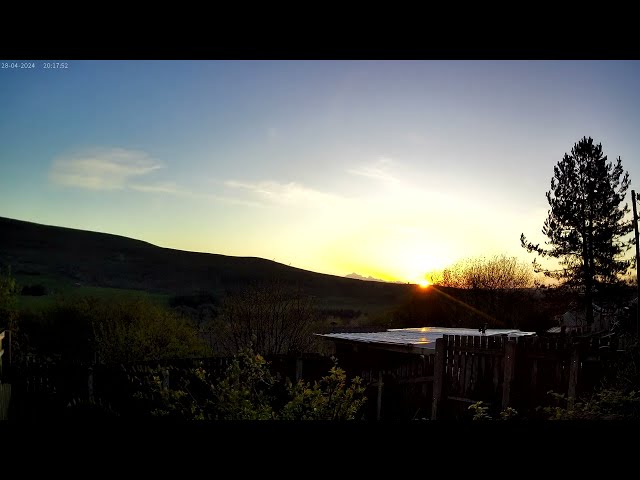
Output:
left=632, top=190, right=639, bottom=336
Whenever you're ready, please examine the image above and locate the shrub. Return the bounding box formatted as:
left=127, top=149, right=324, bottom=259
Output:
left=28, top=297, right=207, bottom=363
left=131, top=349, right=367, bottom=420
left=20, top=284, right=47, bottom=296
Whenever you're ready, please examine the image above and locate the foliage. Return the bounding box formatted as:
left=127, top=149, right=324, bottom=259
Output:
left=208, top=351, right=277, bottom=420
left=468, top=401, right=518, bottom=421
left=89, top=297, right=208, bottom=363
left=20, top=284, right=47, bottom=296
left=214, top=282, right=319, bottom=356
left=131, top=349, right=367, bottom=420
left=394, top=254, right=551, bottom=331
left=0, top=265, right=18, bottom=322
left=20, top=297, right=207, bottom=363
left=280, top=365, right=366, bottom=420
left=521, top=137, right=633, bottom=324
left=429, top=255, right=534, bottom=290
left=610, top=336, right=640, bottom=389
left=0, top=266, right=31, bottom=362
left=541, top=388, right=640, bottom=420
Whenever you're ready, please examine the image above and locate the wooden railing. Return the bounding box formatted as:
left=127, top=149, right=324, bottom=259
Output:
left=0, top=330, right=11, bottom=421
left=431, top=334, right=621, bottom=419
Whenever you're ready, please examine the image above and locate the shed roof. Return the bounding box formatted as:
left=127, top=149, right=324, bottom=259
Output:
left=318, top=327, right=535, bottom=354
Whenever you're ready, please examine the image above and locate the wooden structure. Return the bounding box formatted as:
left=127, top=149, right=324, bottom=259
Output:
left=0, top=330, right=10, bottom=421
left=325, top=330, right=623, bottom=420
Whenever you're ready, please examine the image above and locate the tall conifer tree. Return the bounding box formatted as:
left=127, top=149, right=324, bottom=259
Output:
left=521, top=137, right=633, bottom=323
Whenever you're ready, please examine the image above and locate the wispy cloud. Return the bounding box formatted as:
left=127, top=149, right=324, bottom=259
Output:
left=347, top=157, right=400, bottom=184
left=129, top=182, right=184, bottom=195
left=225, top=180, right=340, bottom=207
left=130, top=181, right=266, bottom=208
left=50, top=148, right=162, bottom=190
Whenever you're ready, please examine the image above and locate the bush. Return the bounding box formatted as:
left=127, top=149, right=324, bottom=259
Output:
left=24, top=297, right=207, bottom=363
left=90, top=297, right=207, bottom=363
left=542, top=389, right=640, bottom=420
left=280, top=365, right=366, bottom=420
left=131, top=349, right=367, bottom=420
left=0, top=266, right=17, bottom=323
left=21, top=284, right=47, bottom=296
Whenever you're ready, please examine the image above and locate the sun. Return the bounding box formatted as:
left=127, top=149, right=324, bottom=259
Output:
left=418, top=279, right=431, bottom=288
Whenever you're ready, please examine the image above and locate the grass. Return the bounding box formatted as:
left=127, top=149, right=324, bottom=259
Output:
left=15, top=273, right=171, bottom=313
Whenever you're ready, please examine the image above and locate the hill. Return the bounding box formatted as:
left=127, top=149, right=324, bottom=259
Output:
left=0, top=216, right=411, bottom=310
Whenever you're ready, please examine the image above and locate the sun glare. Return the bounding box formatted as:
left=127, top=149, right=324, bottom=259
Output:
left=419, top=280, right=431, bottom=288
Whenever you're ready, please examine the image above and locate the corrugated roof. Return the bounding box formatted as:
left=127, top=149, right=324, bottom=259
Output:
left=317, top=327, right=535, bottom=352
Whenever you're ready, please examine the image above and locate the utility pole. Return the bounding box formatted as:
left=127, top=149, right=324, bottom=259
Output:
left=632, top=190, right=640, bottom=336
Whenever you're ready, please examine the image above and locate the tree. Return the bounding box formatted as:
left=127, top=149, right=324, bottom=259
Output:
left=420, top=255, right=536, bottom=329
left=430, top=255, right=534, bottom=290
left=521, top=136, right=633, bottom=324
left=0, top=266, right=17, bottom=322
left=213, top=282, right=319, bottom=356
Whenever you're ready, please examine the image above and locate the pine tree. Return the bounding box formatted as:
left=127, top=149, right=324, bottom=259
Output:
left=521, top=136, right=633, bottom=324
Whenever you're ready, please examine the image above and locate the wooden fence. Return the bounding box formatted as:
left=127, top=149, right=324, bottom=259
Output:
left=0, top=330, right=8, bottom=380
left=359, top=355, right=435, bottom=420
left=431, top=333, right=622, bottom=419
left=1, top=328, right=631, bottom=421
left=335, top=333, right=627, bottom=420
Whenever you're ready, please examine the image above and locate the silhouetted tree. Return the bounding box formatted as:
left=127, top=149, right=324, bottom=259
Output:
left=421, top=255, right=535, bottom=329
left=521, top=136, right=633, bottom=324
left=430, top=255, right=534, bottom=290
left=214, top=282, right=318, bottom=356
left=0, top=266, right=17, bottom=321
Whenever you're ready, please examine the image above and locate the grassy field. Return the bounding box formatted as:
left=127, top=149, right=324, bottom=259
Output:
left=1, top=215, right=412, bottom=323
left=13, top=272, right=393, bottom=324
left=14, top=273, right=171, bottom=312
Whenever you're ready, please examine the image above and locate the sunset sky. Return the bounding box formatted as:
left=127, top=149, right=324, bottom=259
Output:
left=1, top=60, right=640, bottom=284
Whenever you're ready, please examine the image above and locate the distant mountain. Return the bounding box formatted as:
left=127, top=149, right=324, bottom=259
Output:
left=345, top=273, right=388, bottom=283
left=345, top=273, right=408, bottom=285
left=0, top=216, right=411, bottom=306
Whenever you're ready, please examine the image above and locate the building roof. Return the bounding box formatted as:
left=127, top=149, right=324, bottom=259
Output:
left=317, top=326, right=535, bottom=354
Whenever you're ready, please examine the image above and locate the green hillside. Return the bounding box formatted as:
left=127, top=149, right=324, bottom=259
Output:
left=0, top=216, right=411, bottom=312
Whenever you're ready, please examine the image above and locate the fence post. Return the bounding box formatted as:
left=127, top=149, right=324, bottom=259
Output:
left=376, top=371, right=383, bottom=421
left=431, top=336, right=446, bottom=420
left=567, top=346, right=580, bottom=409
left=88, top=366, right=94, bottom=400
left=295, top=357, right=303, bottom=383
left=163, top=368, right=170, bottom=389
left=6, top=330, right=10, bottom=368
left=502, top=339, right=517, bottom=410
left=0, top=330, right=4, bottom=379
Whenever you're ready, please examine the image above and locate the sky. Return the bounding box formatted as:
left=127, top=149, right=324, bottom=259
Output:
left=1, top=60, right=640, bottom=284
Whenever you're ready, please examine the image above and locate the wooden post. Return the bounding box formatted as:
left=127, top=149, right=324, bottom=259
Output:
left=567, top=347, right=580, bottom=409
left=0, top=330, right=4, bottom=379
left=6, top=330, right=10, bottom=368
left=376, top=371, right=383, bottom=421
left=632, top=190, right=640, bottom=337
left=431, top=337, right=446, bottom=420
left=502, top=339, right=517, bottom=410
left=88, top=367, right=94, bottom=400
left=295, top=357, right=303, bottom=383
left=163, top=368, right=170, bottom=389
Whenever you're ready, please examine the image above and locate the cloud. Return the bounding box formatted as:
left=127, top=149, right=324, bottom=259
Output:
left=347, top=157, right=400, bottom=184
left=129, top=182, right=183, bottom=195
left=130, top=181, right=266, bottom=208
left=50, top=148, right=162, bottom=190
left=224, top=180, right=340, bottom=207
